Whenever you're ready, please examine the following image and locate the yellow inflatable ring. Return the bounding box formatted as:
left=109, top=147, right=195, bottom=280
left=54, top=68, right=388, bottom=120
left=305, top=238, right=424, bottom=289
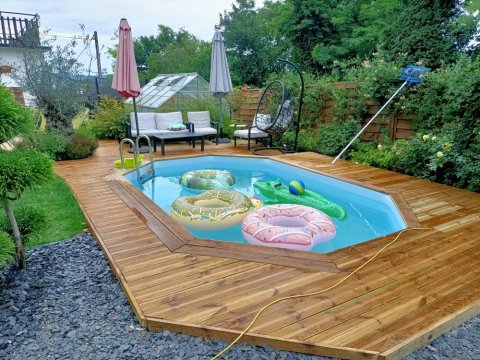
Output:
left=171, top=189, right=254, bottom=230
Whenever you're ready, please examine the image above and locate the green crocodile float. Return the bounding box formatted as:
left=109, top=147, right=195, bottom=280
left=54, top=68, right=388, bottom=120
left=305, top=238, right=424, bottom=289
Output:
left=253, top=179, right=347, bottom=220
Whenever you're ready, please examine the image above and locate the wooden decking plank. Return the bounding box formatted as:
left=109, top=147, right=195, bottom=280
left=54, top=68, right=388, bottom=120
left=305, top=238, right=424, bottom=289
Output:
left=179, top=244, right=339, bottom=272
left=54, top=141, right=480, bottom=359
left=248, top=242, right=480, bottom=337
left=139, top=263, right=277, bottom=309
left=147, top=267, right=301, bottom=320
left=354, top=278, right=480, bottom=355
left=134, top=260, right=251, bottom=303
left=145, top=317, right=380, bottom=360
left=106, top=177, right=185, bottom=250
left=128, top=258, right=246, bottom=293
left=306, top=261, right=480, bottom=346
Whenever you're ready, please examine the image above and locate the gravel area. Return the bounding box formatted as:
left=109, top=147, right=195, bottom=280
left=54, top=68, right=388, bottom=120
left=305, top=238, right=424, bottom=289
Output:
left=1, top=234, right=479, bottom=360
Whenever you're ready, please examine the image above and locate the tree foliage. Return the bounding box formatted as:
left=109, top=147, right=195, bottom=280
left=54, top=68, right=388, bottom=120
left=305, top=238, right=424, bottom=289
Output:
left=0, top=85, right=34, bottom=143
left=382, top=0, right=466, bottom=69
left=220, top=0, right=287, bottom=85
left=13, top=32, right=94, bottom=136
left=0, top=148, right=53, bottom=269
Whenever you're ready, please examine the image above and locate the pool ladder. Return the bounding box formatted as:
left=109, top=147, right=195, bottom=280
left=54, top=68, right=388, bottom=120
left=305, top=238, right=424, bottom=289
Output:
left=119, top=135, right=155, bottom=183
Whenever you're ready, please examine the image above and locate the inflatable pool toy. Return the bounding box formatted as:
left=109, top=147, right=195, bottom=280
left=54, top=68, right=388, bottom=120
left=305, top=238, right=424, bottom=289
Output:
left=114, top=155, right=143, bottom=169
left=242, top=204, right=336, bottom=251
left=179, top=169, right=235, bottom=192
left=253, top=179, right=347, bottom=220
left=289, top=180, right=305, bottom=195
left=170, top=189, right=254, bottom=230
left=249, top=196, right=263, bottom=208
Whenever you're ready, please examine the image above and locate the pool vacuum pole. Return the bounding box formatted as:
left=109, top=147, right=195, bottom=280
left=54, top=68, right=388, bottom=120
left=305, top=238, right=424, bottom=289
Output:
left=331, top=81, right=408, bottom=164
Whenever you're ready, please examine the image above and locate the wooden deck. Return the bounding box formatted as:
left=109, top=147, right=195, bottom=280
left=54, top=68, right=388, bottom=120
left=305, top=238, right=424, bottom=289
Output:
left=55, top=140, right=480, bottom=360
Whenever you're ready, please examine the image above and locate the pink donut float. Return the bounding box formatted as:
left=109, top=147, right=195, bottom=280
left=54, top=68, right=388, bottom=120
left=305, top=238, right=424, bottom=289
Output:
left=241, top=204, right=336, bottom=251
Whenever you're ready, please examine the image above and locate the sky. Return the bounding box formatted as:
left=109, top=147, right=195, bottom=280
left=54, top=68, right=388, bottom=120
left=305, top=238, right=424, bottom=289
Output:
left=7, top=0, right=264, bottom=74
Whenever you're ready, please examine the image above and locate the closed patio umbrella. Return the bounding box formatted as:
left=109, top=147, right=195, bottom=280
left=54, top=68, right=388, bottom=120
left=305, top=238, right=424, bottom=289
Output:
left=210, top=26, right=233, bottom=144
left=112, top=18, right=141, bottom=137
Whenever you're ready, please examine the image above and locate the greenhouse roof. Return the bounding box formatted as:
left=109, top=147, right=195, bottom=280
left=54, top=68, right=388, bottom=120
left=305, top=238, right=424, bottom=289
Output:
left=130, top=73, right=210, bottom=109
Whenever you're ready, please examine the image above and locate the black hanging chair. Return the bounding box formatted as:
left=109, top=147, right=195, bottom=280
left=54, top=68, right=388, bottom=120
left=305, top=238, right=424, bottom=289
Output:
left=253, top=59, right=304, bottom=156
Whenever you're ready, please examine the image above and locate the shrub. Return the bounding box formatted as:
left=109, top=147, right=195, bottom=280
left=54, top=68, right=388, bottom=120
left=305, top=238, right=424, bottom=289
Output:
left=90, top=96, right=130, bottom=140
left=316, top=118, right=362, bottom=156
left=349, top=141, right=399, bottom=169
left=0, top=206, right=48, bottom=243
left=275, top=129, right=318, bottom=152
left=0, top=85, right=35, bottom=143
left=0, top=231, right=15, bottom=271
left=20, top=129, right=68, bottom=160
left=64, top=133, right=98, bottom=160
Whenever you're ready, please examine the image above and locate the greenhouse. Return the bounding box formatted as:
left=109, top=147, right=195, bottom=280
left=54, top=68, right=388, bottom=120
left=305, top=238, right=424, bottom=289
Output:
left=130, top=73, right=211, bottom=112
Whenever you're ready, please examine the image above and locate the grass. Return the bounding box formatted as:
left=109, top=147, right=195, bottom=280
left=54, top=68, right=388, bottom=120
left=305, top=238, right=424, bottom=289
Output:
left=12, top=175, right=86, bottom=247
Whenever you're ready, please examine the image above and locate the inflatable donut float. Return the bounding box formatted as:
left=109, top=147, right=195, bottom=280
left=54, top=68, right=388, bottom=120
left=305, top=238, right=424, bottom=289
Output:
left=241, top=204, right=336, bottom=251
left=171, top=189, right=254, bottom=230
left=179, top=169, right=235, bottom=192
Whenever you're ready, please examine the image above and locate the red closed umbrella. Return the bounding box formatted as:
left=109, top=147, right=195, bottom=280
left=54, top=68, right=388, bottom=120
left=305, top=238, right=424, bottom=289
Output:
left=112, top=18, right=141, bottom=136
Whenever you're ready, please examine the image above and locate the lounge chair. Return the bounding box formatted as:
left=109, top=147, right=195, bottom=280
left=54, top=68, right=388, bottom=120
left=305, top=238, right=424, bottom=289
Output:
left=186, top=111, right=219, bottom=142
left=233, top=114, right=273, bottom=150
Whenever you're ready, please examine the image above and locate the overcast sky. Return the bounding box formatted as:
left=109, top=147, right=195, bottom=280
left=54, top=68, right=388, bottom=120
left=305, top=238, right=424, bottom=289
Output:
left=7, top=0, right=264, bottom=74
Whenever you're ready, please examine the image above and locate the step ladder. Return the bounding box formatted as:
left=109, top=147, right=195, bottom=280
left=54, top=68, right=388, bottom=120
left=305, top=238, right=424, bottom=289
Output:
left=119, top=135, right=155, bottom=182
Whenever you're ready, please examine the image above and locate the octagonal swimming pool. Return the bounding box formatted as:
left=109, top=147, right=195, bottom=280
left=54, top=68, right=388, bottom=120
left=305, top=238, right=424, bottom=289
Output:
left=124, top=156, right=406, bottom=253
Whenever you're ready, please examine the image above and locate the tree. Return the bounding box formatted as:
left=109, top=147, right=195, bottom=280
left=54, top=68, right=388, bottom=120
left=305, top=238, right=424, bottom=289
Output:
left=0, top=87, right=52, bottom=270
left=0, top=149, right=53, bottom=269
left=14, top=31, right=94, bottom=136
left=382, top=0, right=470, bottom=69
left=145, top=35, right=211, bottom=80
left=282, top=0, right=338, bottom=73
left=0, top=86, right=34, bottom=143
left=220, top=0, right=287, bottom=85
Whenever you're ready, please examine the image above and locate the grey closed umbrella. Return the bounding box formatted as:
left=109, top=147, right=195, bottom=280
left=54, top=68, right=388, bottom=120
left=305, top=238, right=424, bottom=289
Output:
left=210, top=27, right=233, bottom=144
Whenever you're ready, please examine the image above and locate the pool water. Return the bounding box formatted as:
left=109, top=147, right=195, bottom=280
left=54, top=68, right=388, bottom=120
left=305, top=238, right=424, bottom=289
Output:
left=125, top=156, right=406, bottom=253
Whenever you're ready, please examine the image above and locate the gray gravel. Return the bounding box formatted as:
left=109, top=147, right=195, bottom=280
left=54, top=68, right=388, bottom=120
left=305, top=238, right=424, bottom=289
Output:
left=0, top=234, right=478, bottom=360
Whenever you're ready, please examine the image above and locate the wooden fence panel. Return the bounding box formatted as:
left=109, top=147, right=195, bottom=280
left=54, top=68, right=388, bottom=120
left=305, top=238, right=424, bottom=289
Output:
left=234, top=83, right=415, bottom=141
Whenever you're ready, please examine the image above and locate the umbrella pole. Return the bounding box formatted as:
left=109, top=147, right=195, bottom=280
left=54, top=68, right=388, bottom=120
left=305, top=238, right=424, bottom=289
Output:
left=133, top=97, right=140, bottom=137
left=219, top=97, right=223, bottom=138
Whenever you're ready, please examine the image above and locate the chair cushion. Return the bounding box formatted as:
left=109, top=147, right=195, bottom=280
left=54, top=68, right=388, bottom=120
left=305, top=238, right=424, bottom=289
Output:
left=187, top=111, right=211, bottom=128
left=193, top=127, right=217, bottom=136
left=234, top=128, right=269, bottom=139
left=167, top=123, right=187, bottom=131
left=155, top=112, right=183, bottom=130
left=130, top=112, right=156, bottom=131
left=252, top=113, right=271, bottom=129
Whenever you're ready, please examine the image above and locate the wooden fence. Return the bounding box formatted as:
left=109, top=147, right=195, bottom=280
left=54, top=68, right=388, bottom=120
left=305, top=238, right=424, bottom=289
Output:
left=233, top=83, right=415, bottom=141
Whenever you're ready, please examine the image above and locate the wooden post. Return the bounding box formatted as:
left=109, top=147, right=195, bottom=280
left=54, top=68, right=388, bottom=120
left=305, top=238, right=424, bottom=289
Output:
left=94, top=31, right=102, bottom=98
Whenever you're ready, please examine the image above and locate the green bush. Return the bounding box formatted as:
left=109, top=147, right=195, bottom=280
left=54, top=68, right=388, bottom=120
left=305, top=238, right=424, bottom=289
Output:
left=316, top=118, right=362, bottom=156
left=0, top=85, right=34, bottom=143
left=20, top=129, right=68, bottom=160
left=349, top=141, right=399, bottom=169
left=0, top=206, right=48, bottom=243
left=64, top=133, right=98, bottom=160
left=0, top=231, right=15, bottom=271
left=0, top=148, right=53, bottom=200
left=90, top=96, right=130, bottom=140
left=275, top=129, right=318, bottom=152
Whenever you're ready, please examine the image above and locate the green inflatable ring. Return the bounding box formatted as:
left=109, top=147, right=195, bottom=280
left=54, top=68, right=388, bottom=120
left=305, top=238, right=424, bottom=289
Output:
left=179, top=169, right=236, bottom=191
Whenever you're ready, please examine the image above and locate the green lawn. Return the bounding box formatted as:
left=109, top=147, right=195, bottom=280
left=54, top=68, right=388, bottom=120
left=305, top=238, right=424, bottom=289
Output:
left=13, top=175, right=86, bottom=247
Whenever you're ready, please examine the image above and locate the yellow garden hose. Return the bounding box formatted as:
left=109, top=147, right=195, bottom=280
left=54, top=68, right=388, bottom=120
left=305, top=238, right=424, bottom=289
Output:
left=211, top=227, right=432, bottom=360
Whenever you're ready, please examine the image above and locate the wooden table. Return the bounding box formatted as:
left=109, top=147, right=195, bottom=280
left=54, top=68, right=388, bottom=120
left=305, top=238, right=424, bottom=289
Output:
left=152, top=132, right=205, bottom=155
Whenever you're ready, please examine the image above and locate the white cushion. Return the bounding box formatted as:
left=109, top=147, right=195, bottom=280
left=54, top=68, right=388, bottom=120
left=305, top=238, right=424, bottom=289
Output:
left=193, top=127, right=217, bottom=136
left=252, top=113, right=271, bottom=128
left=155, top=112, right=183, bottom=130
left=234, top=128, right=269, bottom=139
left=187, top=111, right=211, bottom=128
left=130, top=112, right=156, bottom=131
